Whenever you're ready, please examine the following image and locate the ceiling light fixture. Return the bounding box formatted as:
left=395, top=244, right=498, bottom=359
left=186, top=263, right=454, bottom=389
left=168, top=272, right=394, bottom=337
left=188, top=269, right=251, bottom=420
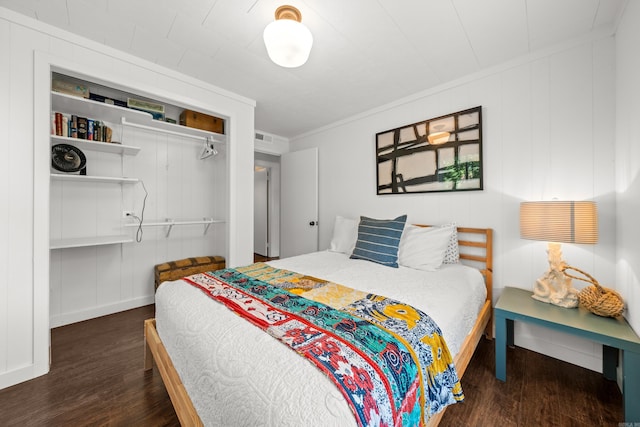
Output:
left=263, top=5, right=313, bottom=68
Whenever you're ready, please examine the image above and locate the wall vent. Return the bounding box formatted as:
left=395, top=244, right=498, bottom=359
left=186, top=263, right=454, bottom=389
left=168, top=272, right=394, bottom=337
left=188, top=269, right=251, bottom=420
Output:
left=255, top=132, right=273, bottom=143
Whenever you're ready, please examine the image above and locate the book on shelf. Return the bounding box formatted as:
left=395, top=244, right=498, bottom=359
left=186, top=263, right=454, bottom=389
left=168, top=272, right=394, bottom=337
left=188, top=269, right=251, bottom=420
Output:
left=89, top=92, right=127, bottom=108
left=62, top=115, right=68, bottom=137
left=87, top=119, right=94, bottom=141
left=71, top=114, right=78, bottom=138
left=51, top=112, right=113, bottom=143
left=76, top=117, right=87, bottom=139
left=52, top=79, right=89, bottom=98
left=53, top=112, right=69, bottom=137
left=94, top=121, right=102, bottom=142
left=54, top=112, right=62, bottom=136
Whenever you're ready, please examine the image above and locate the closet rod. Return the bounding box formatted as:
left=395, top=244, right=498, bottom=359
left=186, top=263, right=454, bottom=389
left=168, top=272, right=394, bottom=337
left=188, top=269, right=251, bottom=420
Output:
left=124, top=218, right=224, bottom=237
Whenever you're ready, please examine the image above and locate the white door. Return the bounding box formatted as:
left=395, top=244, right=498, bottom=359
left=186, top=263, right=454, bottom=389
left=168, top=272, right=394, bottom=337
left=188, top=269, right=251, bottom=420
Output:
left=281, top=147, right=318, bottom=257
left=254, top=167, right=269, bottom=256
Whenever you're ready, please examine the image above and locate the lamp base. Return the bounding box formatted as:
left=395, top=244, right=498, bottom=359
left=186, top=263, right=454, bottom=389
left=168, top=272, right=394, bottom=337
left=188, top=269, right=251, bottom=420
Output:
left=531, top=242, right=579, bottom=308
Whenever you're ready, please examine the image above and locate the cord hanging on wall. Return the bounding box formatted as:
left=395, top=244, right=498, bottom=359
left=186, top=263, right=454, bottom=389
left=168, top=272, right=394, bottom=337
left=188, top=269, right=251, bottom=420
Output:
left=127, top=180, right=148, bottom=243
left=200, top=137, right=218, bottom=160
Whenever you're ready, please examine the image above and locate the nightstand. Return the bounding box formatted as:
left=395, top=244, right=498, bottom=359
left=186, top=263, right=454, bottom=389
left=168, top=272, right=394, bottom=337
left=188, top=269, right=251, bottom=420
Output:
left=494, top=286, right=640, bottom=423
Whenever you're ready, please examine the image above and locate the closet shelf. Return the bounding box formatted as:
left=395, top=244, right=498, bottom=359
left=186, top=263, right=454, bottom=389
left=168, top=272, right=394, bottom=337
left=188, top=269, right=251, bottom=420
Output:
left=50, top=135, right=141, bottom=155
left=50, top=235, right=133, bottom=250
left=51, top=174, right=139, bottom=184
left=52, top=91, right=149, bottom=124
left=121, top=117, right=226, bottom=143
left=51, top=91, right=226, bottom=144
left=124, top=218, right=224, bottom=237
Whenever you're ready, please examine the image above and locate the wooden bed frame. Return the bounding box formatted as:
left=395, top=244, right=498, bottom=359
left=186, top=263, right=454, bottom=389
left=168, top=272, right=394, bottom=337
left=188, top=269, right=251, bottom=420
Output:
left=144, top=226, right=493, bottom=427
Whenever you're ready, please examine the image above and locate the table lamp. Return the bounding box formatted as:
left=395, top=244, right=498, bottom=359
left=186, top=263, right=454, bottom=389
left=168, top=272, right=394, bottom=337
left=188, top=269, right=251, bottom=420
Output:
left=520, top=200, right=598, bottom=308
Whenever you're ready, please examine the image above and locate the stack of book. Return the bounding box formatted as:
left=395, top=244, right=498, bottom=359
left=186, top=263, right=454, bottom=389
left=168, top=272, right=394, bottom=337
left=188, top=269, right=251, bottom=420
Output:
left=51, top=112, right=114, bottom=143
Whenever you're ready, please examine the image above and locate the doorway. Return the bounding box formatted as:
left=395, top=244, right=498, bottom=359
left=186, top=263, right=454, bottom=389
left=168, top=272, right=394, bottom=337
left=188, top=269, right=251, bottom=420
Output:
left=254, top=152, right=281, bottom=258
left=280, top=147, right=318, bottom=258
left=254, top=166, right=269, bottom=257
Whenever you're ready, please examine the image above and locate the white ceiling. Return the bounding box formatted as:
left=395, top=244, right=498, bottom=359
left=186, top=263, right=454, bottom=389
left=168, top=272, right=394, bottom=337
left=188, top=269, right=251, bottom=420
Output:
left=0, top=0, right=627, bottom=139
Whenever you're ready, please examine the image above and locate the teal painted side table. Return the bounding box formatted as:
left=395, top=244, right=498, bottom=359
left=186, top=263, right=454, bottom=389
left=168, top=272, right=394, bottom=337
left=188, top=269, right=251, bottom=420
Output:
left=495, top=287, right=640, bottom=423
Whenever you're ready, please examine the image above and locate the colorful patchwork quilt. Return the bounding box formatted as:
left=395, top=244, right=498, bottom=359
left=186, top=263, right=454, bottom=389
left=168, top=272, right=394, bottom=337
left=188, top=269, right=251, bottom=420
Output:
left=183, top=263, right=463, bottom=426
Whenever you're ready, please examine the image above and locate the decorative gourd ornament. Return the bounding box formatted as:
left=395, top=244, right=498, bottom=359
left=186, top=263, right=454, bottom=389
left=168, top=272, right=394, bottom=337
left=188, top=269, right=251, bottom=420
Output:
left=563, top=266, right=624, bottom=317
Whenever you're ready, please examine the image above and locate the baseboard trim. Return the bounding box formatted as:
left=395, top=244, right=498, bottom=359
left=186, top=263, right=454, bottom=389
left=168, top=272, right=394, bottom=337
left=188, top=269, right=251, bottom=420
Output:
left=0, top=361, right=49, bottom=390
left=50, top=296, right=155, bottom=328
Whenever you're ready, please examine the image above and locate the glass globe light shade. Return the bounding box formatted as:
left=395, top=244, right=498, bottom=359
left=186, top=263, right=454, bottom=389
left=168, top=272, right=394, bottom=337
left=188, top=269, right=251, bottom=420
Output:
left=264, top=18, right=313, bottom=68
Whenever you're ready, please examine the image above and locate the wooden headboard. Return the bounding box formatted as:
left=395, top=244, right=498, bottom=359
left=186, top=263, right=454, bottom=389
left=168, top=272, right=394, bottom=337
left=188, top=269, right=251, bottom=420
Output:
left=456, top=226, right=493, bottom=308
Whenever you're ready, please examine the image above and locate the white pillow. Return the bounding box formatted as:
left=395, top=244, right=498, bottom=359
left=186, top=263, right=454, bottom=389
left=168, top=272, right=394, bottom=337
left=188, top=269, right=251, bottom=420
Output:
left=329, top=215, right=358, bottom=254
left=440, top=223, right=460, bottom=264
left=398, top=225, right=454, bottom=271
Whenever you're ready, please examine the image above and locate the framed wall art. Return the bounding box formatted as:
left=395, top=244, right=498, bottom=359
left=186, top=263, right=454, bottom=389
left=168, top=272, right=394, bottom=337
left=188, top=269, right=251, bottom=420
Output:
left=376, top=106, right=483, bottom=194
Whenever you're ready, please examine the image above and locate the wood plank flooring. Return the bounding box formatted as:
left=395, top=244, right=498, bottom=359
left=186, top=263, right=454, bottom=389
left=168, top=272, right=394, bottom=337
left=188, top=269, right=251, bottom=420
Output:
left=442, top=333, right=623, bottom=426
left=0, top=305, right=623, bottom=426
left=0, top=305, right=178, bottom=426
left=254, top=253, right=279, bottom=263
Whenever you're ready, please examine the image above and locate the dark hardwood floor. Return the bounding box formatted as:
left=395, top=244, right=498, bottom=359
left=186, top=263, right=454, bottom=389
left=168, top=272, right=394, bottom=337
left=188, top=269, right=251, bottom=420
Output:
left=0, top=305, right=623, bottom=426
left=254, top=253, right=279, bottom=263
left=441, top=335, right=623, bottom=426
left=0, top=305, right=178, bottom=427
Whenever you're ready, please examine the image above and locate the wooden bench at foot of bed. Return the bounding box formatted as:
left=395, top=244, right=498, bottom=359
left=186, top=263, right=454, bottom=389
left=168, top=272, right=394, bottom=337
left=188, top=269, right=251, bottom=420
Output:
left=154, top=256, right=225, bottom=291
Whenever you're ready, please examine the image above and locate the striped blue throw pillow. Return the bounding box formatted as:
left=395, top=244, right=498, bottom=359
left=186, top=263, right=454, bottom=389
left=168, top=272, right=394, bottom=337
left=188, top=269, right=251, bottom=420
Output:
left=350, top=215, right=407, bottom=267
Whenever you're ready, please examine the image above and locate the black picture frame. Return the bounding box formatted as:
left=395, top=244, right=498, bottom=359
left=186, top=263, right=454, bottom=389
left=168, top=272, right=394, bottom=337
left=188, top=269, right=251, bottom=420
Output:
left=376, top=106, right=483, bottom=194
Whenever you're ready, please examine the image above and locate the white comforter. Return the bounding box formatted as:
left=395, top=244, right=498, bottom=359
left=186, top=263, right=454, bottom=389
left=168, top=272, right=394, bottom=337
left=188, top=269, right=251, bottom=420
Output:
left=155, top=251, right=486, bottom=426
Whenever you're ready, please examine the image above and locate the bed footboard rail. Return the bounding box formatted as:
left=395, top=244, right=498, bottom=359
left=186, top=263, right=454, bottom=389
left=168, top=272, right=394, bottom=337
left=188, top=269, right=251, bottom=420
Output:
left=144, top=318, right=204, bottom=427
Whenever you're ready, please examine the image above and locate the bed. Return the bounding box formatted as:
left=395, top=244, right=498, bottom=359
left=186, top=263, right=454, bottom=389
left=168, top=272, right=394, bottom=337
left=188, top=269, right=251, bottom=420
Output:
left=144, top=224, right=493, bottom=426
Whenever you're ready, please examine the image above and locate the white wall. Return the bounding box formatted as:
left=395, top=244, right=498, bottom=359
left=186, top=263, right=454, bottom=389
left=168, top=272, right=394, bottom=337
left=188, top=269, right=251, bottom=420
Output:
left=0, top=8, right=255, bottom=389
left=255, top=129, right=289, bottom=156
left=615, top=1, right=640, bottom=335
left=291, top=35, right=619, bottom=372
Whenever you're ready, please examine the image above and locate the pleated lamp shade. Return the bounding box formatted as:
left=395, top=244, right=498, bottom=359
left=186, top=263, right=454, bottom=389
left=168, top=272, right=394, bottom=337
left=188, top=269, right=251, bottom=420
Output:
left=520, top=201, right=598, bottom=244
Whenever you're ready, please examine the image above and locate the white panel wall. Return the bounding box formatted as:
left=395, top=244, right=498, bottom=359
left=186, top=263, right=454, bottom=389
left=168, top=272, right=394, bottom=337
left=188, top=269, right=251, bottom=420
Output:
left=0, top=12, right=50, bottom=390
left=615, top=1, right=640, bottom=335
left=291, top=36, right=618, bottom=371
left=0, top=8, right=255, bottom=389
left=255, top=129, right=290, bottom=155
left=0, top=17, right=10, bottom=386
left=49, top=122, right=227, bottom=327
